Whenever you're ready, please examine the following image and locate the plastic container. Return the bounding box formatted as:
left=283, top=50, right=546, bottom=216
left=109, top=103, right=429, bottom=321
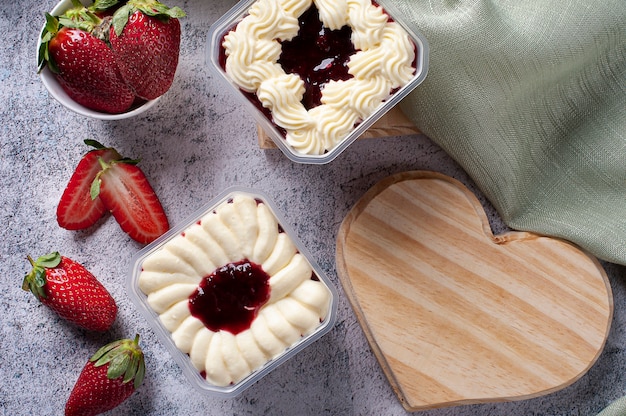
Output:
left=127, top=187, right=338, bottom=397
left=37, top=0, right=159, bottom=120
left=206, top=0, right=429, bottom=164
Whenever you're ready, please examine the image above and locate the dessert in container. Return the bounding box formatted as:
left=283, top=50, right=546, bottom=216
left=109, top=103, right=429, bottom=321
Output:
left=127, top=187, right=338, bottom=397
left=37, top=0, right=159, bottom=120
left=206, top=0, right=429, bottom=164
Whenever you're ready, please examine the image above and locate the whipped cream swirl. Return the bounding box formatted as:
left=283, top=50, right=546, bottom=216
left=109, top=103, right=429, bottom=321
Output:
left=138, top=194, right=331, bottom=386
left=223, top=0, right=416, bottom=155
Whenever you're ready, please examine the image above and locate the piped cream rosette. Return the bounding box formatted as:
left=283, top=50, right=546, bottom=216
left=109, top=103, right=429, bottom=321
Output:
left=138, top=194, right=331, bottom=386
left=222, top=0, right=416, bottom=155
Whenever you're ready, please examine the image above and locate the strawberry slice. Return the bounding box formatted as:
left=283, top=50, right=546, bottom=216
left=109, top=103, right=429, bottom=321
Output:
left=92, top=158, right=169, bottom=244
left=57, top=140, right=122, bottom=230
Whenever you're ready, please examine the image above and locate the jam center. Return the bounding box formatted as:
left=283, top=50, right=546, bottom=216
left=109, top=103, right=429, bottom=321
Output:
left=278, top=4, right=356, bottom=110
left=189, top=260, right=271, bottom=335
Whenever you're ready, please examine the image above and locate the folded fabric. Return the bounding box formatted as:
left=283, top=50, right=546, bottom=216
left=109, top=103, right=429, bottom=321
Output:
left=392, top=0, right=626, bottom=265
left=597, top=395, right=626, bottom=416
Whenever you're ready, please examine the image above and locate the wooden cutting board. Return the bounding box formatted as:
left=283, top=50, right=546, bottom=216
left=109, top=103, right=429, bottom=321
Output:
left=335, top=171, right=613, bottom=411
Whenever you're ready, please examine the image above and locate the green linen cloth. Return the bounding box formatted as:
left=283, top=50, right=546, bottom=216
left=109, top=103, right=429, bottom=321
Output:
left=598, top=395, right=626, bottom=416
left=393, top=0, right=626, bottom=266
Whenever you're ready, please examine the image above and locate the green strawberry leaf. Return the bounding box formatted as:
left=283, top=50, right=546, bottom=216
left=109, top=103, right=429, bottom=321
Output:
left=38, top=13, right=60, bottom=73
left=107, top=352, right=131, bottom=379
left=90, top=173, right=103, bottom=201
left=124, top=352, right=139, bottom=384
left=164, top=6, right=186, bottom=19
left=92, top=339, right=124, bottom=362
left=112, top=4, right=133, bottom=36
left=84, top=139, right=108, bottom=150
left=113, top=0, right=185, bottom=35
left=90, top=0, right=120, bottom=11
left=134, top=356, right=145, bottom=389
left=36, top=252, right=62, bottom=268
left=22, top=252, right=61, bottom=300
left=115, top=158, right=141, bottom=165
left=90, top=335, right=145, bottom=386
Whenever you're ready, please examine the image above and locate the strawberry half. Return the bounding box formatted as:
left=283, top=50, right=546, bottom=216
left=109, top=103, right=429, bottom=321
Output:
left=91, top=158, right=169, bottom=244
left=57, top=140, right=122, bottom=230
left=22, top=252, right=117, bottom=332
left=38, top=3, right=136, bottom=114
left=66, top=335, right=145, bottom=416
left=109, top=0, right=186, bottom=100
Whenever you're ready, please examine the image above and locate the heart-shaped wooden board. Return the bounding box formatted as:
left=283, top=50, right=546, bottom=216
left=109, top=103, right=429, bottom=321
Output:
left=335, top=171, right=613, bottom=411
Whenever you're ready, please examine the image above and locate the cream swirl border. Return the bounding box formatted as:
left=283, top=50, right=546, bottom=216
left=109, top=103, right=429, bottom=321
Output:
left=223, top=0, right=416, bottom=155
left=138, top=195, right=331, bottom=386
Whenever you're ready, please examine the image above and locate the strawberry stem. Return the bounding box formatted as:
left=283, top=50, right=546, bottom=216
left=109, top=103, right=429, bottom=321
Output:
left=22, top=252, right=61, bottom=298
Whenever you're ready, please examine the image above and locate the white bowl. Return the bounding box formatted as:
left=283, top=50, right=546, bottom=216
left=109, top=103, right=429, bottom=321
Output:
left=38, top=0, right=159, bottom=120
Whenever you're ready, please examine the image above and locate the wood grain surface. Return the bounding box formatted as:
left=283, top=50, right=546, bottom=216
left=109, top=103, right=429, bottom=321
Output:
left=335, top=171, right=613, bottom=411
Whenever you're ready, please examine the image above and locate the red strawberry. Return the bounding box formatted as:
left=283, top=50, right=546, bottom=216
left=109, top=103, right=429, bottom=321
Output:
left=66, top=335, right=145, bottom=416
left=57, top=140, right=122, bottom=230
left=109, top=0, right=185, bottom=100
left=22, top=252, right=117, bottom=332
left=91, top=158, right=169, bottom=244
left=38, top=5, right=136, bottom=114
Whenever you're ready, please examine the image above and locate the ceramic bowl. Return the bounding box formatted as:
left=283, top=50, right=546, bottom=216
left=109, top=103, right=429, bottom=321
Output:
left=38, top=0, right=159, bottom=120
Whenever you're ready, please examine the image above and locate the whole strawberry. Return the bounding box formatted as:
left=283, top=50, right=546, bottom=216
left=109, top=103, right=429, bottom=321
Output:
left=109, top=0, right=186, bottom=100
left=22, top=252, right=117, bottom=332
left=38, top=3, right=136, bottom=114
left=66, top=335, right=145, bottom=416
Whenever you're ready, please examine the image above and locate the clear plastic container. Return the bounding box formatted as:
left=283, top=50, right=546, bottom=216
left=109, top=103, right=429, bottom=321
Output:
left=127, top=187, right=338, bottom=397
left=206, top=0, right=429, bottom=164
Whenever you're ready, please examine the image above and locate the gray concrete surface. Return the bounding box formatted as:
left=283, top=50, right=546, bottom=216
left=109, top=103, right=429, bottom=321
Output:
left=1, top=0, right=625, bottom=415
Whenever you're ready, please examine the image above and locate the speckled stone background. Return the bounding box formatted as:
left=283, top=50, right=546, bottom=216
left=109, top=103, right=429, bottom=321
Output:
left=2, top=0, right=625, bottom=415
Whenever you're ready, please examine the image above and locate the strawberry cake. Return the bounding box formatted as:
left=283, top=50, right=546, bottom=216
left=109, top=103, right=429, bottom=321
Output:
left=137, top=194, right=332, bottom=387
left=220, top=0, right=417, bottom=155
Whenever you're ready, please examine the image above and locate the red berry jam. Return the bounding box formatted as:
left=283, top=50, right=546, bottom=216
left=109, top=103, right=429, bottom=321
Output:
left=278, top=5, right=355, bottom=110
left=189, top=260, right=271, bottom=335
left=219, top=3, right=356, bottom=113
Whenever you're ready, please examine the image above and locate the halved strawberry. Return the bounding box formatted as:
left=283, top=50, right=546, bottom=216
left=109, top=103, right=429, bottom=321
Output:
left=109, top=0, right=185, bottom=100
left=57, top=140, right=122, bottom=230
left=91, top=158, right=169, bottom=244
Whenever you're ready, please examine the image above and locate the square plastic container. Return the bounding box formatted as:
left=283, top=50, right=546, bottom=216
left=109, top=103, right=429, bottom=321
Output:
left=127, top=187, right=338, bottom=397
left=206, top=0, right=429, bottom=164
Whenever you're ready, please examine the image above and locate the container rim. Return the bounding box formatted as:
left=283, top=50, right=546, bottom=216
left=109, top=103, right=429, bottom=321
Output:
left=126, top=186, right=339, bottom=397
left=205, top=0, right=429, bottom=164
